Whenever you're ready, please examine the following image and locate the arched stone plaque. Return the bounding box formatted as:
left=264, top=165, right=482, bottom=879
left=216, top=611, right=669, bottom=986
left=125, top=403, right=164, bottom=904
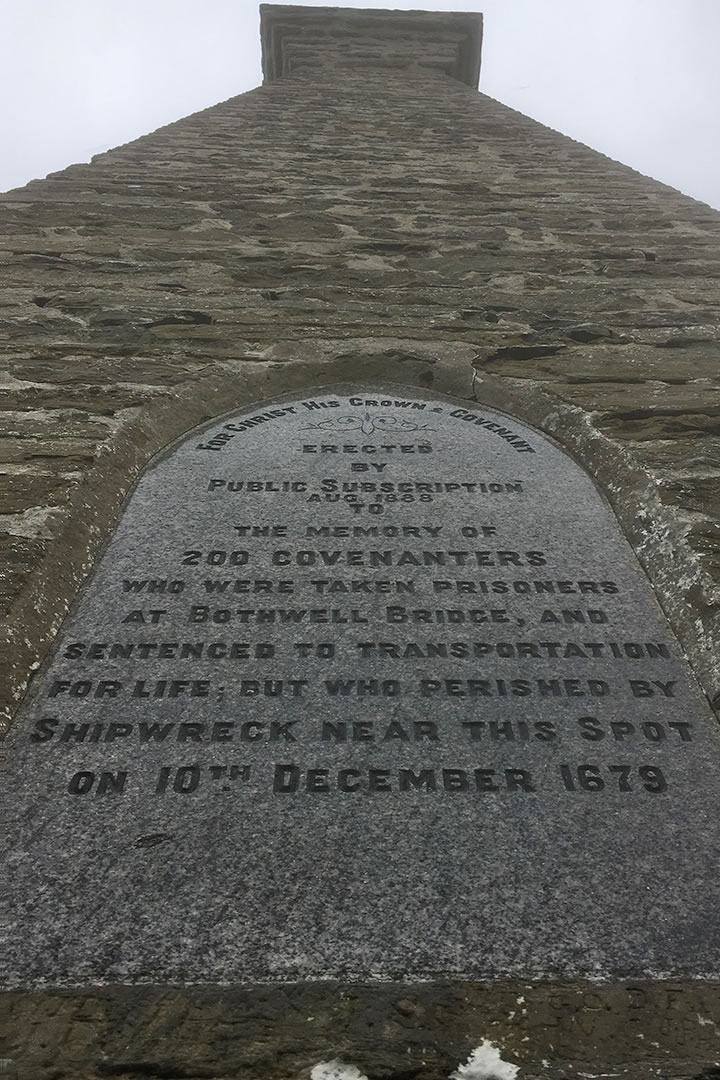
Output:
left=2, top=386, right=719, bottom=987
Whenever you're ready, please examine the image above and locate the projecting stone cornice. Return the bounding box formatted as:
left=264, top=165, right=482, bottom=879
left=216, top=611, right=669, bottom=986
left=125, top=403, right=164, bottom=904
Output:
left=260, top=5, right=483, bottom=88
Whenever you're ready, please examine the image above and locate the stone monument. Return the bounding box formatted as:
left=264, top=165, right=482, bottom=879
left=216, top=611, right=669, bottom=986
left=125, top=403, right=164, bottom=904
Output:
left=2, top=8, right=720, bottom=1079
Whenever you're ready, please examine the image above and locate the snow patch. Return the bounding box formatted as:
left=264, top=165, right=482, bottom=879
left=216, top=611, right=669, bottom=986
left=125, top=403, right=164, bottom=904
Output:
left=450, top=1041, right=519, bottom=1080
left=310, top=1060, right=368, bottom=1080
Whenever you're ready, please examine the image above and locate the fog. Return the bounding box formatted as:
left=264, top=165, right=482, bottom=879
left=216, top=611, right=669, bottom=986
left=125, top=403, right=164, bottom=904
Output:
left=2, top=0, right=719, bottom=209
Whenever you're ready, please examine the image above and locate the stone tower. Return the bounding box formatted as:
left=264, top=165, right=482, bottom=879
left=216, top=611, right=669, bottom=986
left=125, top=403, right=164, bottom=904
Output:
left=2, top=7, right=720, bottom=1079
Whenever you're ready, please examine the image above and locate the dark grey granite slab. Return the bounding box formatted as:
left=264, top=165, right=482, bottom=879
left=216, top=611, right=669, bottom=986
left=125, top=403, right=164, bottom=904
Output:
left=2, top=386, right=719, bottom=989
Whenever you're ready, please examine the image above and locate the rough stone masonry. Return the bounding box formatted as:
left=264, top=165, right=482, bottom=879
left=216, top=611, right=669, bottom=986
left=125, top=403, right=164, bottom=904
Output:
left=2, top=7, right=720, bottom=1080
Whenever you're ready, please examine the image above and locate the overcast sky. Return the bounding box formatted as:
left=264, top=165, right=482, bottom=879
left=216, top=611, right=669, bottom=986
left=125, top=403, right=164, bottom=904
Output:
left=2, top=0, right=719, bottom=210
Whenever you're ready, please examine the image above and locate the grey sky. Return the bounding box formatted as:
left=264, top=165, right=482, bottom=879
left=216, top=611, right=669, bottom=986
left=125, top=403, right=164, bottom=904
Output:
left=2, top=0, right=719, bottom=210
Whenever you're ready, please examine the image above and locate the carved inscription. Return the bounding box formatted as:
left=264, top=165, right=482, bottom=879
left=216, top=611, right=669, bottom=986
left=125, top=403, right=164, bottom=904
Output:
left=4, top=387, right=718, bottom=985
left=16, top=391, right=697, bottom=802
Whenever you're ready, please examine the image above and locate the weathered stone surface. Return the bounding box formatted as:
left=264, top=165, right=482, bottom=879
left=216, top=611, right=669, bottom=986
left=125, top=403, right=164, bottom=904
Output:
left=3, top=980, right=720, bottom=1080
left=0, top=468, right=77, bottom=513
left=0, top=533, right=49, bottom=617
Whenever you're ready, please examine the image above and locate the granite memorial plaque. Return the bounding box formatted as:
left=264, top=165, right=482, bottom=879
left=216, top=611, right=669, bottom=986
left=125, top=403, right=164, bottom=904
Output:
left=3, top=385, right=720, bottom=988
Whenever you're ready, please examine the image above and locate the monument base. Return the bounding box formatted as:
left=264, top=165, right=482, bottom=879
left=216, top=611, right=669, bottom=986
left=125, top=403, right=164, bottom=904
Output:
left=2, top=980, right=719, bottom=1079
